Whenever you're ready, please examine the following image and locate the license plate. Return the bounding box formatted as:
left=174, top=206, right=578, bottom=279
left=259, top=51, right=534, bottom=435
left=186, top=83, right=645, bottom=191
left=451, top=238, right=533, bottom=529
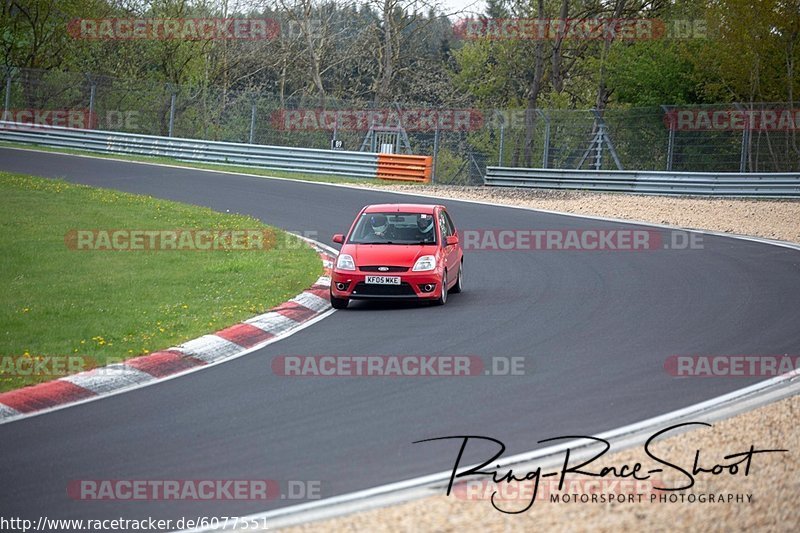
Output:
left=365, top=276, right=401, bottom=285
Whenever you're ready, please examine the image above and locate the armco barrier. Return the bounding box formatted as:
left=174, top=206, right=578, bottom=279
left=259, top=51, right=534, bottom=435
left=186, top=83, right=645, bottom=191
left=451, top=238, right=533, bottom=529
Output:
left=484, top=167, right=800, bottom=198
left=377, top=154, right=432, bottom=183
left=0, top=121, right=430, bottom=182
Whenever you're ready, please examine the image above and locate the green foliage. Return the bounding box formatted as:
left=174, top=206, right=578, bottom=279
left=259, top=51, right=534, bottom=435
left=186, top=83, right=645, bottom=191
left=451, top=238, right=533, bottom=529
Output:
left=2, top=0, right=798, bottom=173
left=605, top=39, right=704, bottom=106
left=694, top=0, right=800, bottom=103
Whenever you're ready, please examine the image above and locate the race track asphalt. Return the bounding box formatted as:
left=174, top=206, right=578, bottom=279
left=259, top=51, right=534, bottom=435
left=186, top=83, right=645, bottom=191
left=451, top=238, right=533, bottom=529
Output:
left=1, top=147, right=799, bottom=525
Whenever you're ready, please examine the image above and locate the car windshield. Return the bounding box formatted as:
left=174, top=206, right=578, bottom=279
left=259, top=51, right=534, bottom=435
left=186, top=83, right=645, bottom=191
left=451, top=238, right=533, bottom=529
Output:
left=348, top=212, right=437, bottom=245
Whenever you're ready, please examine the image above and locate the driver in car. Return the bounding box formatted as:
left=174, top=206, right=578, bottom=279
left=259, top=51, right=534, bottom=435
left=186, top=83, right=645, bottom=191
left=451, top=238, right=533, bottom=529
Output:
left=365, top=214, right=394, bottom=241
left=417, top=214, right=435, bottom=243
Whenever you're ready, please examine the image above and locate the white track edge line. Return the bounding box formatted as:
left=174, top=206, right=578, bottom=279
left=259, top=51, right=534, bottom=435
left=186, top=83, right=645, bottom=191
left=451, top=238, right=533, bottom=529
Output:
left=186, top=371, right=800, bottom=532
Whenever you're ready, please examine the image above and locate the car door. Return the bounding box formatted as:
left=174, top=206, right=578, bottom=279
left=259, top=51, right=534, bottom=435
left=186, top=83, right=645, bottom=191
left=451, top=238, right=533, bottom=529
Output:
left=438, top=208, right=457, bottom=283
left=442, top=208, right=462, bottom=266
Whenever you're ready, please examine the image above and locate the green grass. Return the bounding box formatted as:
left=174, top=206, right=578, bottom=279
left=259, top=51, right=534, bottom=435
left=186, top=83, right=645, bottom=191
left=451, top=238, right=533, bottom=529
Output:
left=0, top=140, right=426, bottom=187
left=0, top=172, right=322, bottom=392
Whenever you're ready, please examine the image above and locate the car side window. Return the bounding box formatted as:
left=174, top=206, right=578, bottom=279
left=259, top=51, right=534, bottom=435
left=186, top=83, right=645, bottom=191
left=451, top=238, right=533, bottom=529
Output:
left=443, top=210, right=456, bottom=236
left=438, top=211, right=449, bottom=242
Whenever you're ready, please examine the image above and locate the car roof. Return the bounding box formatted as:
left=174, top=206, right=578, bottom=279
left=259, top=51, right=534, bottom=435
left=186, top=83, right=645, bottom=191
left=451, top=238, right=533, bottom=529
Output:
left=362, top=203, right=440, bottom=214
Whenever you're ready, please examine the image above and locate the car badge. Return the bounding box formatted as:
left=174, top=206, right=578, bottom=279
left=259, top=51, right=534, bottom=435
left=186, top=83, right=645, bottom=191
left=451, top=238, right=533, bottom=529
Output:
left=378, top=266, right=389, bottom=272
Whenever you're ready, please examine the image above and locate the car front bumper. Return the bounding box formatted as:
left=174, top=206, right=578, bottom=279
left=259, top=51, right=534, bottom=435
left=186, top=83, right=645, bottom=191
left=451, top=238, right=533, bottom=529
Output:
left=330, top=269, right=444, bottom=300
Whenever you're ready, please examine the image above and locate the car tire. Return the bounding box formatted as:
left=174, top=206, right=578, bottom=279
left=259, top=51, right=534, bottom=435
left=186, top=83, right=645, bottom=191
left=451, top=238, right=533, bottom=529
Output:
left=330, top=290, right=349, bottom=309
left=451, top=261, right=463, bottom=294
left=434, top=271, right=447, bottom=305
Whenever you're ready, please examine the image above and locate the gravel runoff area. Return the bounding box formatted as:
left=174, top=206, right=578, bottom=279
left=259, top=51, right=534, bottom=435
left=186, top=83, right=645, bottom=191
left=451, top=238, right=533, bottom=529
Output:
left=362, top=185, right=800, bottom=244
left=282, top=186, right=800, bottom=532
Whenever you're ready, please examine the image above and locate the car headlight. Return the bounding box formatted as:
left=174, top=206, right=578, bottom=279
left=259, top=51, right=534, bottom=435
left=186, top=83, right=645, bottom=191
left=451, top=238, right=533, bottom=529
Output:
left=336, top=253, right=356, bottom=271
left=412, top=255, right=436, bottom=271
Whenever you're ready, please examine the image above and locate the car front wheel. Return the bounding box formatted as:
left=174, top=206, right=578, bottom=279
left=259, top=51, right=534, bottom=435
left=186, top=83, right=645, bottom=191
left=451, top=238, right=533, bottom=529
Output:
left=450, top=262, right=463, bottom=294
left=434, top=271, right=447, bottom=305
left=330, top=290, right=349, bottom=309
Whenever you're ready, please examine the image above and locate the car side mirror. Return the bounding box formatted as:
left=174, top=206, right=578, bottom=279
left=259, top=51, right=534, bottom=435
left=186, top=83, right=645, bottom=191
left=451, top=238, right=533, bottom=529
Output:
left=332, top=234, right=344, bottom=244
left=446, top=235, right=459, bottom=246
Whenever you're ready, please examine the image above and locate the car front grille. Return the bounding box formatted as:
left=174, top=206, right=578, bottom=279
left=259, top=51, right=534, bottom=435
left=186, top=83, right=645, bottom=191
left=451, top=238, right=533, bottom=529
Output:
left=359, top=266, right=409, bottom=273
left=352, top=282, right=416, bottom=296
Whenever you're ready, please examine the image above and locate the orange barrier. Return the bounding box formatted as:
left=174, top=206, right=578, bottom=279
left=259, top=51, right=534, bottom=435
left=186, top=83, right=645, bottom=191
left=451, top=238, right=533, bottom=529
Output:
left=376, top=154, right=432, bottom=183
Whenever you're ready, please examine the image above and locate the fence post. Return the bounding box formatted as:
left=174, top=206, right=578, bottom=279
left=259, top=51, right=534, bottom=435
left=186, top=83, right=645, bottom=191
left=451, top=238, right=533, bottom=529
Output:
left=667, top=125, right=675, bottom=171
left=595, top=122, right=604, bottom=170
left=3, top=68, right=13, bottom=119
left=740, top=126, right=750, bottom=172
left=432, top=124, right=440, bottom=184
left=540, top=109, right=550, bottom=168
left=734, top=103, right=749, bottom=172
left=168, top=91, right=176, bottom=137
left=88, top=82, right=96, bottom=129
left=331, top=109, right=339, bottom=150
left=739, top=122, right=750, bottom=172
left=662, top=105, right=674, bottom=171
left=498, top=122, right=504, bottom=166
left=249, top=100, right=257, bottom=144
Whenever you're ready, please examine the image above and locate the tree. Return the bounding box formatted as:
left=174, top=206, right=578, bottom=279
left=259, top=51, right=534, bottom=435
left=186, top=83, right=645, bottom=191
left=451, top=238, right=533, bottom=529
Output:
left=0, top=0, right=108, bottom=71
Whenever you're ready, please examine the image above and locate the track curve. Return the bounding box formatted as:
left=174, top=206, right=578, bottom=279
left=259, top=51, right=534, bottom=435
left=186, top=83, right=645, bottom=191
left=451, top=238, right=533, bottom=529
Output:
left=1, top=147, right=799, bottom=524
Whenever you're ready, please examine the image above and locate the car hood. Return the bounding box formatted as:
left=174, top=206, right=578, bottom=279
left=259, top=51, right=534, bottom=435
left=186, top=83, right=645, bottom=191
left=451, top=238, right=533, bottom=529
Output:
left=341, top=243, right=437, bottom=268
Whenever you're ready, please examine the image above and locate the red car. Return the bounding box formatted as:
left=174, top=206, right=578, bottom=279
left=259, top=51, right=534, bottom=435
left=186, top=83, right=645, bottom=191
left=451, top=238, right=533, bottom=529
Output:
left=329, top=203, right=464, bottom=309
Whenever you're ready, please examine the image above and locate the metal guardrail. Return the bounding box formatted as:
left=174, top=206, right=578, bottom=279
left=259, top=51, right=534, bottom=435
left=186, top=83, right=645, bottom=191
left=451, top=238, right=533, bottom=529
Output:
left=485, top=167, right=800, bottom=197
left=0, top=121, right=432, bottom=181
